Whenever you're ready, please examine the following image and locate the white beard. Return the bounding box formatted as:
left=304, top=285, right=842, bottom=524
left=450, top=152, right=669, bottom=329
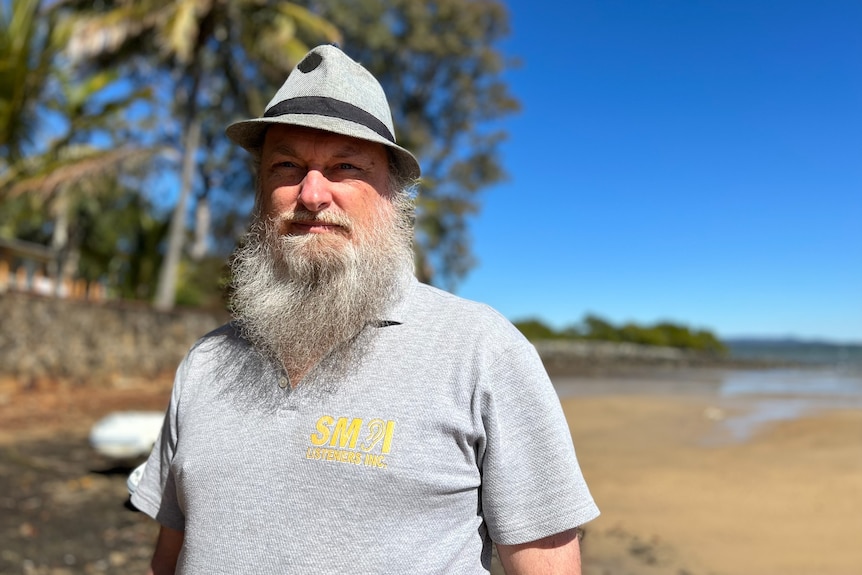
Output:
left=228, top=191, right=415, bottom=393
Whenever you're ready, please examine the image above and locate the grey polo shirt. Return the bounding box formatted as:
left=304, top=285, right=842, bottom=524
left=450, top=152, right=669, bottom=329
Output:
left=132, top=277, right=599, bottom=574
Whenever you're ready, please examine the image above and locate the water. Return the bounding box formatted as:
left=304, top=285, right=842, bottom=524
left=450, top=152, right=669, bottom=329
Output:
left=726, top=339, right=862, bottom=369
left=720, top=368, right=862, bottom=397
left=552, top=365, right=862, bottom=443
left=716, top=368, right=862, bottom=442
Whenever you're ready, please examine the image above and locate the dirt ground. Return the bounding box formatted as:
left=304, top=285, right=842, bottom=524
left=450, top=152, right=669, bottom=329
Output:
left=1, top=371, right=861, bottom=575
left=0, top=376, right=171, bottom=575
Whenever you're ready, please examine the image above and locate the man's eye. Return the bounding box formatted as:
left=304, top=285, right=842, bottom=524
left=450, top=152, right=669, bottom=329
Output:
left=337, top=163, right=358, bottom=170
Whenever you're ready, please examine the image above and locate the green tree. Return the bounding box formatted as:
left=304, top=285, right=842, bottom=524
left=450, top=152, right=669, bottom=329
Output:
left=64, top=0, right=341, bottom=309
left=1, top=0, right=149, bottom=181
left=513, top=313, right=726, bottom=354
left=313, top=0, right=518, bottom=287
left=62, top=176, right=166, bottom=299
left=688, top=329, right=727, bottom=354
left=513, top=318, right=560, bottom=341
left=0, top=0, right=52, bottom=164
left=582, top=314, right=622, bottom=343
left=1, top=0, right=156, bottom=293
left=53, top=0, right=518, bottom=305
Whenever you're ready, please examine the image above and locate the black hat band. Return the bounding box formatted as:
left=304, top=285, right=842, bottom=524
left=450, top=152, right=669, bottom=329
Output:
left=265, top=96, right=395, bottom=143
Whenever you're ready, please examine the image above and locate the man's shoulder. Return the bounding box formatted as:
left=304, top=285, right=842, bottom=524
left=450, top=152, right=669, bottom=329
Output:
left=175, top=322, right=273, bottom=393
left=407, top=281, right=524, bottom=341
left=411, top=281, right=504, bottom=318
left=191, top=321, right=244, bottom=349
left=184, top=322, right=254, bottom=365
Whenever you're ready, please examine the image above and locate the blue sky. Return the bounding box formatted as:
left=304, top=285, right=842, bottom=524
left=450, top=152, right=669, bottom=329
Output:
left=456, top=0, right=862, bottom=343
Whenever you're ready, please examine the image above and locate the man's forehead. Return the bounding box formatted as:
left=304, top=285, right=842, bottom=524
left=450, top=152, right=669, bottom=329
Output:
left=262, top=125, right=386, bottom=159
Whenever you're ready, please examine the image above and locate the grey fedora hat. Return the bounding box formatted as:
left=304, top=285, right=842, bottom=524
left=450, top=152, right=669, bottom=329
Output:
left=226, top=44, right=420, bottom=180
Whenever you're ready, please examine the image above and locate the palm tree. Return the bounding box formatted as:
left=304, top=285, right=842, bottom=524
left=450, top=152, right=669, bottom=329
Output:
left=1, top=0, right=157, bottom=292
left=64, top=0, right=340, bottom=309
left=1, top=0, right=59, bottom=164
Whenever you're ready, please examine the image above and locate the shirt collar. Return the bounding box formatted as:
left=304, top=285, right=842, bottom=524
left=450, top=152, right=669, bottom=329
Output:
left=371, top=268, right=416, bottom=328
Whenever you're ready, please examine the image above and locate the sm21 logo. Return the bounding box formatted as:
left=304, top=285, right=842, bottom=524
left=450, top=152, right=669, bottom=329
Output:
left=306, top=415, right=396, bottom=469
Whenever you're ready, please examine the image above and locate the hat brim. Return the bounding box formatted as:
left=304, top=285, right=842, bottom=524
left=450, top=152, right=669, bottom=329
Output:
left=226, top=114, right=421, bottom=180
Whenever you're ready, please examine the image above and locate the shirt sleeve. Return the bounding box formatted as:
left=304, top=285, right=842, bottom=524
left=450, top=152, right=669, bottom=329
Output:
left=130, top=355, right=188, bottom=532
left=478, top=340, right=600, bottom=545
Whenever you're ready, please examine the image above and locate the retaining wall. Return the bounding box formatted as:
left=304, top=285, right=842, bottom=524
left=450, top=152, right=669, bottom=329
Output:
left=0, top=292, right=226, bottom=385
left=0, top=292, right=727, bottom=387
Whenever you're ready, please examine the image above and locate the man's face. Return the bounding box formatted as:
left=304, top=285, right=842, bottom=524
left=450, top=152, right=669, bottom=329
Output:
left=231, top=124, right=413, bottom=389
left=258, top=125, right=392, bottom=248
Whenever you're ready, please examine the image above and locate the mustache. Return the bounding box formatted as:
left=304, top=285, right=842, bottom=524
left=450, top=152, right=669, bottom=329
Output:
left=275, top=209, right=353, bottom=232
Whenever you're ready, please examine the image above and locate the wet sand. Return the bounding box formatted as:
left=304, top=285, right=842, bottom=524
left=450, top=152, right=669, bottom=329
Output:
left=562, top=369, right=862, bottom=575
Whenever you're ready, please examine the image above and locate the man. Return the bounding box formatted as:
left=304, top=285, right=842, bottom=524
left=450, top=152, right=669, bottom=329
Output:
left=132, top=44, right=599, bottom=575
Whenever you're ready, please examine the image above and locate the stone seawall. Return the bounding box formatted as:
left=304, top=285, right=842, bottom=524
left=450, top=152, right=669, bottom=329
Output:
left=0, top=292, right=732, bottom=387
left=534, top=339, right=727, bottom=375
left=0, top=292, right=226, bottom=386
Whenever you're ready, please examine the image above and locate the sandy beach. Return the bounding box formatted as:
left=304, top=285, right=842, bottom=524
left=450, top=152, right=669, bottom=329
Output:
left=2, top=366, right=861, bottom=574
left=562, top=369, right=862, bottom=575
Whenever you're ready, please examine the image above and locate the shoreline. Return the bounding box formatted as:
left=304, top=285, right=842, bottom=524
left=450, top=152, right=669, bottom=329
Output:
left=2, top=366, right=860, bottom=574
left=558, top=371, right=862, bottom=575
left=553, top=364, right=862, bottom=443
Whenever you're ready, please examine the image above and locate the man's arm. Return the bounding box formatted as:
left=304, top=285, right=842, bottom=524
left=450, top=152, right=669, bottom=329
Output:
left=147, top=525, right=184, bottom=575
left=496, top=528, right=582, bottom=575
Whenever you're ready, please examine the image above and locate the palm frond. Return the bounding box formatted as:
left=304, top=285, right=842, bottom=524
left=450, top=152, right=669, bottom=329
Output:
left=1, top=146, right=157, bottom=199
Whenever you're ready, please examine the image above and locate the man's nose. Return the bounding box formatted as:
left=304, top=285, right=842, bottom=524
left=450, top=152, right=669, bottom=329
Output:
left=296, top=170, right=332, bottom=212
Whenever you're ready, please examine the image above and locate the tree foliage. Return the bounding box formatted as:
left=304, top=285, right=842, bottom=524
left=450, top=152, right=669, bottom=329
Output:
left=61, top=0, right=341, bottom=309
left=1, top=0, right=153, bottom=191
left=514, top=315, right=728, bottom=354
left=1, top=0, right=159, bottom=296
left=2, top=0, right=517, bottom=307
left=0, top=0, right=53, bottom=164
left=512, top=319, right=561, bottom=342
left=312, top=0, right=519, bottom=286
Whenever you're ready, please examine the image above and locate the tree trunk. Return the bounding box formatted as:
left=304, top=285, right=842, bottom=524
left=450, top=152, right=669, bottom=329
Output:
left=154, top=117, right=201, bottom=310
left=50, top=192, right=72, bottom=297
left=190, top=193, right=210, bottom=261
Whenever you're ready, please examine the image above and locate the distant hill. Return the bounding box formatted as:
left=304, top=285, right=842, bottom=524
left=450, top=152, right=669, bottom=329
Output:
left=724, top=338, right=862, bottom=367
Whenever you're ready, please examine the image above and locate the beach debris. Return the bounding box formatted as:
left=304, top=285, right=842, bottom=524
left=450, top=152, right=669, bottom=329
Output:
left=88, top=411, right=163, bottom=460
